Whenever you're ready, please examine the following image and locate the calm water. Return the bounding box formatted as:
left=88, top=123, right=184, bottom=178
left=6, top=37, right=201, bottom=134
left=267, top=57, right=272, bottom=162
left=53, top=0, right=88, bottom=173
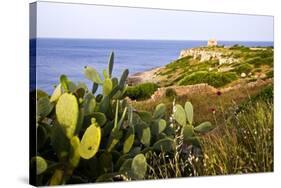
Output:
left=31, top=38, right=273, bottom=93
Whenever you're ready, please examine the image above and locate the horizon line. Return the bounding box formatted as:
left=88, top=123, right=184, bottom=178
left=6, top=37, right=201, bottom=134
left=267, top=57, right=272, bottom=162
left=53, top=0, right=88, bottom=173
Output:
left=30, top=37, right=274, bottom=43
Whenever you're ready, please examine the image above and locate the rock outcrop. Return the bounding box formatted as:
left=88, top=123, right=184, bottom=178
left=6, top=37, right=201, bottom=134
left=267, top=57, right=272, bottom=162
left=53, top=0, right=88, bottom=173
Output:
left=179, top=48, right=238, bottom=65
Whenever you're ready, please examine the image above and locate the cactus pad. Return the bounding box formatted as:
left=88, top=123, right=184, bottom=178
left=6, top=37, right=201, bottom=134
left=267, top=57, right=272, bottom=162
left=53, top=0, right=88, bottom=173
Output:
left=56, top=93, right=79, bottom=139
left=131, top=154, right=147, bottom=179
left=79, top=122, right=101, bottom=159
left=103, top=78, right=113, bottom=96
left=174, top=104, right=186, bottom=126
left=194, top=121, right=213, bottom=133
left=35, top=156, right=47, bottom=175
left=69, top=136, right=80, bottom=168
left=185, top=102, right=194, bottom=125
left=50, top=84, right=62, bottom=102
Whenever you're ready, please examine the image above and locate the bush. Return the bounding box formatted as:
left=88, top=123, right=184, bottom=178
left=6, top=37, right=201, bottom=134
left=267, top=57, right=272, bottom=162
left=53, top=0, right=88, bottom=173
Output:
left=178, top=71, right=238, bottom=88
left=266, top=70, right=273, bottom=78
left=229, top=44, right=250, bottom=51
left=126, top=82, right=159, bottom=100
left=165, top=88, right=177, bottom=99
left=234, top=63, right=253, bottom=74
left=246, top=56, right=273, bottom=67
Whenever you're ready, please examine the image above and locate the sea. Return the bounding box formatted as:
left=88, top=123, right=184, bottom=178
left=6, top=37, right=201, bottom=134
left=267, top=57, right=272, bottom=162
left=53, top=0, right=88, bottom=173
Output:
left=30, top=38, right=273, bottom=94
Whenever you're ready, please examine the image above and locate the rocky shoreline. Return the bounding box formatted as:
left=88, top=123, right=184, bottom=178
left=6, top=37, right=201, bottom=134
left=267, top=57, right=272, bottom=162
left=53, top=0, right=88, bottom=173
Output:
left=127, top=67, right=162, bottom=86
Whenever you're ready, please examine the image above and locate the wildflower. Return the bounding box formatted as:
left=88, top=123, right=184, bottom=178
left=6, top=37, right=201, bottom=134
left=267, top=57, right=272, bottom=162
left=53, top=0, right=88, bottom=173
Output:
left=216, top=90, right=222, bottom=96
left=211, top=108, right=216, bottom=114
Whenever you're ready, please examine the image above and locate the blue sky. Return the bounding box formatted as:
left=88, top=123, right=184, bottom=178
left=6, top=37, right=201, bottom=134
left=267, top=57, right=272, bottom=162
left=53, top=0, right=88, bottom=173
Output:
left=35, top=2, right=274, bottom=41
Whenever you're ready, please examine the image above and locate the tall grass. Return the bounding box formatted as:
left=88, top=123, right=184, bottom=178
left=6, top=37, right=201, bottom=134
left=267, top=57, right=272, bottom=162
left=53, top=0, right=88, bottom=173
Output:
left=143, top=86, right=273, bottom=178
left=199, top=99, right=273, bottom=175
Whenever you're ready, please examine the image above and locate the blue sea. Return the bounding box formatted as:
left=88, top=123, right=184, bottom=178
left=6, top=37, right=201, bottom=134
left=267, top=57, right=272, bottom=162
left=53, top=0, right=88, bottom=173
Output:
left=31, top=38, right=273, bottom=93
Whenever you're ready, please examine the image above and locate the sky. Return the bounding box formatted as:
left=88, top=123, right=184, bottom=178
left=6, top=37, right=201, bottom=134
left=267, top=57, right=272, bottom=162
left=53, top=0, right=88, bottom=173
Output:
left=34, top=1, right=274, bottom=41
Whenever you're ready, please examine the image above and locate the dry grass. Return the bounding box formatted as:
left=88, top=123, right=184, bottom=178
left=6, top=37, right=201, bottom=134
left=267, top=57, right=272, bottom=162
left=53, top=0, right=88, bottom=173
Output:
left=131, top=80, right=272, bottom=126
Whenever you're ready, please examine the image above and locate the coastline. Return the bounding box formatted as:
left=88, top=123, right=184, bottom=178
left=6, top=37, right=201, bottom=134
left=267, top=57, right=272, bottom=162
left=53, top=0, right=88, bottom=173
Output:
left=127, top=66, right=163, bottom=85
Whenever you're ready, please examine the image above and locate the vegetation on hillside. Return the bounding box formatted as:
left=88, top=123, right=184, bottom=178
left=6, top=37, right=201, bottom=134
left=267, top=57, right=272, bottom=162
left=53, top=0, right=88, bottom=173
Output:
left=152, top=45, right=273, bottom=87
left=31, top=49, right=273, bottom=186
left=125, top=82, right=158, bottom=100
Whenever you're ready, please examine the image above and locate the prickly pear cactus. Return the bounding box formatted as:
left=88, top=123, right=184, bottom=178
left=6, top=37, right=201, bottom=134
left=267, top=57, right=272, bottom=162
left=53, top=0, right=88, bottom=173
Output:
left=103, top=78, right=113, bottom=96
left=174, top=104, right=186, bottom=126
left=123, top=128, right=135, bottom=154
left=31, top=52, right=215, bottom=185
left=69, top=136, right=80, bottom=168
left=131, top=154, right=147, bottom=179
left=194, top=121, right=213, bottom=133
left=50, top=84, right=62, bottom=102
left=84, top=66, right=103, bottom=84
left=184, top=101, right=193, bottom=124
left=153, top=137, right=176, bottom=152
left=34, top=156, right=47, bottom=175
left=56, top=93, right=79, bottom=139
left=79, top=120, right=101, bottom=159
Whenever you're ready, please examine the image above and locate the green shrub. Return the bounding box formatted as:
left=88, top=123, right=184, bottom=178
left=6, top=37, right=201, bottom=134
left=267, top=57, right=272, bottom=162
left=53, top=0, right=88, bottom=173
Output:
left=252, top=84, right=273, bottom=102
left=266, top=70, right=273, bottom=78
left=125, top=82, right=158, bottom=100
left=246, top=56, right=273, bottom=67
left=229, top=44, right=250, bottom=51
left=234, top=63, right=253, bottom=74
left=166, top=56, right=192, bottom=70
left=165, top=88, right=177, bottom=99
left=178, top=71, right=238, bottom=88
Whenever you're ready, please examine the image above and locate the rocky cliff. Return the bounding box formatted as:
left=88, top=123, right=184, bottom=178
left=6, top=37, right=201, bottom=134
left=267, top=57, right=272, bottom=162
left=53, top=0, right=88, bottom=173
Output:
left=179, top=48, right=238, bottom=65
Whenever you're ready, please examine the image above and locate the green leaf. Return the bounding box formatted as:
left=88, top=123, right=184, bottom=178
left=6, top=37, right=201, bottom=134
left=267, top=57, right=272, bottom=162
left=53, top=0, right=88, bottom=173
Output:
left=36, top=89, right=49, bottom=100
left=103, top=69, right=108, bottom=79
left=153, top=103, right=166, bottom=119
left=119, top=69, right=129, bottom=89
left=56, top=93, right=79, bottom=138
left=50, top=84, right=62, bottom=103
left=108, top=52, right=114, bottom=78
left=123, top=128, right=135, bottom=154
left=119, top=158, right=133, bottom=172
left=91, top=112, right=107, bottom=126
left=75, top=108, right=84, bottom=135
left=60, top=75, right=69, bottom=92
left=34, top=156, right=47, bottom=175
left=131, top=154, right=147, bottom=179
left=91, top=82, right=99, bottom=94
left=67, top=81, right=77, bottom=93
left=111, top=77, right=118, bottom=88
left=174, top=104, right=186, bottom=126
left=185, top=102, right=193, bottom=125
left=83, top=93, right=96, bottom=116
left=84, top=66, right=103, bottom=84
left=117, top=107, right=127, bottom=129
left=106, top=131, right=123, bottom=152
left=137, top=111, right=152, bottom=123
left=49, top=169, right=64, bottom=185
left=182, top=124, right=194, bottom=141
left=79, top=122, right=101, bottom=159
left=103, top=78, right=113, bottom=96
left=153, top=137, right=176, bottom=152
left=50, top=124, right=70, bottom=160
left=37, top=96, right=54, bottom=118
left=194, top=121, right=213, bottom=133
left=158, top=119, right=167, bottom=134
left=99, top=96, right=110, bottom=113
left=141, top=127, right=151, bottom=147
left=69, top=136, right=80, bottom=168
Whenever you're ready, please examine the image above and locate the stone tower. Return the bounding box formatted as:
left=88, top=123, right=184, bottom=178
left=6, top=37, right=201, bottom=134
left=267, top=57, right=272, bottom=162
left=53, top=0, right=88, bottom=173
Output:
left=207, top=39, right=218, bottom=47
